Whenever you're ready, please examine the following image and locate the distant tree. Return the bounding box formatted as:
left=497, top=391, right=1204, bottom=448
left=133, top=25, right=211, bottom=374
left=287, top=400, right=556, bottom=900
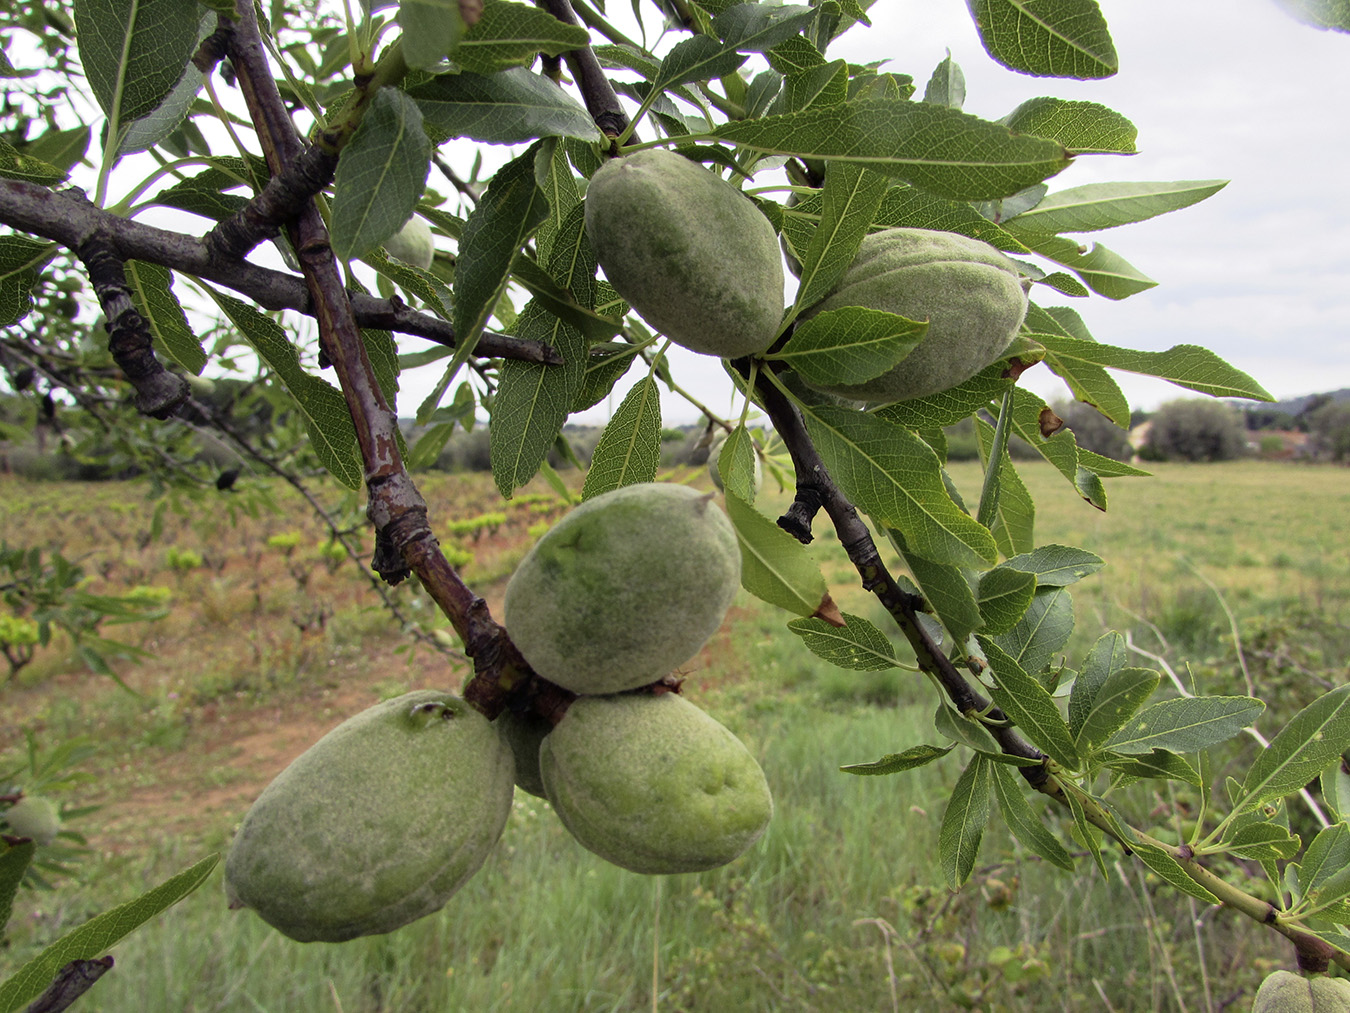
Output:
left=1143, top=399, right=1249, bottom=462
left=1241, top=405, right=1298, bottom=431
left=1052, top=400, right=1133, bottom=461
left=1307, top=400, right=1350, bottom=462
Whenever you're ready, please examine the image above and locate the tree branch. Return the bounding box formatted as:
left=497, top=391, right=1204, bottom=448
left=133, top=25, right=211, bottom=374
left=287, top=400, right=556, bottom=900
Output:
left=536, top=0, right=631, bottom=141
left=23, top=956, right=113, bottom=1013
left=0, top=180, right=561, bottom=365
left=222, top=0, right=531, bottom=718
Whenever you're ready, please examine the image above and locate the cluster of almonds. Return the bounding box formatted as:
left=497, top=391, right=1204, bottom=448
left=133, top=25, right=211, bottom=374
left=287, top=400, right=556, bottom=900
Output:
left=223, top=484, right=769, bottom=943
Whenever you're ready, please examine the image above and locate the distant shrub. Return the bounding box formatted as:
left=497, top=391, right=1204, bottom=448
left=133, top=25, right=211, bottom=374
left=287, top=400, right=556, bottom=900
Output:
left=1307, top=400, right=1350, bottom=462
left=1142, top=399, right=1248, bottom=462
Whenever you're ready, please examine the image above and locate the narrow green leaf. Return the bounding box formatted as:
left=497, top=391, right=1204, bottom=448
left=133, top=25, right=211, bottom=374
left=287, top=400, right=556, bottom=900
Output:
left=0, top=236, right=56, bottom=327
left=1272, top=0, right=1350, bottom=32
left=1068, top=630, right=1127, bottom=735
left=655, top=35, right=749, bottom=91
left=124, top=262, right=206, bottom=374
left=453, top=144, right=549, bottom=350
left=1104, top=695, right=1265, bottom=756
left=73, top=0, right=200, bottom=123
left=923, top=53, right=966, bottom=110
left=117, top=36, right=206, bottom=157
left=1103, top=748, right=1201, bottom=786
left=1299, top=824, right=1350, bottom=910
left=787, top=612, right=901, bottom=671
left=1222, top=822, right=1302, bottom=861
left=800, top=403, right=996, bottom=567
left=936, top=702, right=1000, bottom=752
left=331, top=89, right=431, bottom=262
left=770, top=307, right=927, bottom=386
left=1000, top=544, right=1104, bottom=587
left=715, top=97, right=1071, bottom=202
left=580, top=375, right=661, bottom=499
left=989, top=761, right=1074, bottom=869
left=725, top=491, right=830, bottom=618
left=1001, top=97, right=1135, bottom=154
left=454, top=0, right=591, bottom=75
left=1240, top=686, right=1350, bottom=815
left=715, top=425, right=759, bottom=504
left=0, top=841, right=35, bottom=935
left=975, top=567, right=1037, bottom=635
left=980, top=638, right=1079, bottom=768
left=489, top=307, right=587, bottom=496
left=0, top=853, right=218, bottom=1013
left=23, top=125, right=91, bottom=173
left=1073, top=667, right=1160, bottom=753
left=1033, top=333, right=1274, bottom=401
left=792, top=161, right=891, bottom=311
left=939, top=754, right=991, bottom=889
left=712, top=3, right=817, bottom=52
left=1005, top=387, right=1106, bottom=509
left=0, top=138, right=65, bottom=185
left=991, top=586, right=1074, bottom=681
left=1125, top=840, right=1221, bottom=903
left=1064, top=786, right=1107, bottom=879
left=966, top=0, right=1117, bottom=79
left=1019, top=235, right=1156, bottom=299
left=888, top=529, right=983, bottom=642
left=204, top=289, right=362, bottom=489
left=1007, top=180, right=1226, bottom=234
left=409, top=68, right=602, bottom=144
left=869, top=365, right=1013, bottom=430
left=1322, top=761, right=1350, bottom=822
left=398, top=0, right=468, bottom=70
left=842, top=742, right=953, bottom=775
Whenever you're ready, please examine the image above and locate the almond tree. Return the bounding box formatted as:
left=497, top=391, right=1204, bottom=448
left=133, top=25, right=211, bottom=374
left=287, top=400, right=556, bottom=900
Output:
left=3, top=1, right=1350, bottom=1008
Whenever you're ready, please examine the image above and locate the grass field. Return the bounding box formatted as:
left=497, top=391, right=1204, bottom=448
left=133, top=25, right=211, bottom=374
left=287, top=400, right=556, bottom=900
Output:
left=2, top=460, right=1348, bottom=1011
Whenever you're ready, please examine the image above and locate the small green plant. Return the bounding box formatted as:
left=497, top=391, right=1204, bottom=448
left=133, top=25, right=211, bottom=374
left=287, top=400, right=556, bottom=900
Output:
left=163, top=547, right=203, bottom=572
left=0, top=545, right=169, bottom=683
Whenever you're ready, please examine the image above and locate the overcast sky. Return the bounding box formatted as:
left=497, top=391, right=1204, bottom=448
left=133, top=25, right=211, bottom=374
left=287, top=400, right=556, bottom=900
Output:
left=450, top=0, right=1350, bottom=427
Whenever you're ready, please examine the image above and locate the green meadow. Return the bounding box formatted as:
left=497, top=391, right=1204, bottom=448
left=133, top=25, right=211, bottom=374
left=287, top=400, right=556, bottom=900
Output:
left=2, top=460, right=1347, bottom=1012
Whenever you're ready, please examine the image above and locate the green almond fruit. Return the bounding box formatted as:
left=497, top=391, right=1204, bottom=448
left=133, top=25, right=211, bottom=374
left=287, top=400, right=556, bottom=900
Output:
left=541, top=693, right=773, bottom=874
left=224, top=691, right=514, bottom=942
left=504, top=483, right=740, bottom=695
left=1252, top=970, right=1350, bottom=1012
left=799, top=227, right=1029, bottom=403
left=383, top=216, right=435, bottom=270
left=5, top=795, right=61, bottom=846
left=495, top=708, right=552, bottom=799
left=584, top=148, right=784, bottom=358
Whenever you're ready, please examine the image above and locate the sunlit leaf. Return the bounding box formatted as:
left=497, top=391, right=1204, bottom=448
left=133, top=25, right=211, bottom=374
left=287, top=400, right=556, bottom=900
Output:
left=788, top=612, right=901, bottom=671
left=966, top=0, right=1117, bottom=79
left=1105, top=695, right=1265, bottom=756
left=1239, top=686, right=1350, bottom=814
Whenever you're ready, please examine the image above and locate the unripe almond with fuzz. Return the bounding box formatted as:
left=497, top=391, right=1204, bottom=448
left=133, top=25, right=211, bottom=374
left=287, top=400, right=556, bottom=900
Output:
left=585, top=149, right=784, bottom=358
left=383, top=216, right=435, bottom=270
left=1252, top=970, right=1350, bottom=1012
left=5, top=795, right=61, bottom=846
left=224, top=691, right=514, bottom=943
left=800, top=227, right=1028, bottom=403
left=541, top=693, right=773, bottom=874
left=504, top=483, right=740, bottom=695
